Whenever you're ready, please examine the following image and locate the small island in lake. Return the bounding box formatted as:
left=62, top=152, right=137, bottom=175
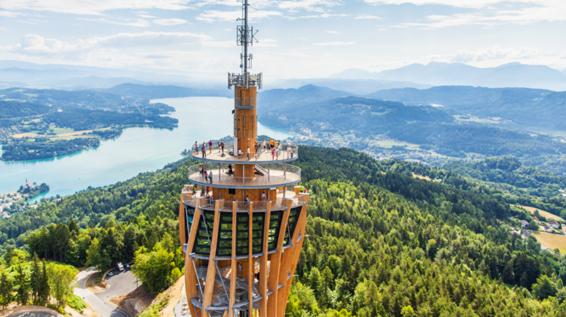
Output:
left=0, top=181, right=49, bottom=218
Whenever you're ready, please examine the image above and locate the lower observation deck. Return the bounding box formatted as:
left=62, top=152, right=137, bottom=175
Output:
left=187, top=164, right=301, bottom=189
left=181, top=187, right=308, bottom=213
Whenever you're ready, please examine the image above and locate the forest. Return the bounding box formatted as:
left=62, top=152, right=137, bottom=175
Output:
left=1, top=147, right=566, bottom=315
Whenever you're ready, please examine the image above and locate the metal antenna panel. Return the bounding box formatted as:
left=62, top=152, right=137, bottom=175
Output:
left=228, top=0, right=263, bottom=89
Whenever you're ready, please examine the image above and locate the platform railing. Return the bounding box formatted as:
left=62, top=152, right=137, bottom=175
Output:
left=191, top=141, right=299, bottom=161
left=187, top=163, right=301, bottom=186
left=181, top=188, right=309, bottom=212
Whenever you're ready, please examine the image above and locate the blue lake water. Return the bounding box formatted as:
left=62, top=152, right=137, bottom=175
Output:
left=0, top=97, right=289, bottom=197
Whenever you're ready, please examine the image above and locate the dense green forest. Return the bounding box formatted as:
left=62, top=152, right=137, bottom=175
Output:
left=1, top=147, right=566, bottom=315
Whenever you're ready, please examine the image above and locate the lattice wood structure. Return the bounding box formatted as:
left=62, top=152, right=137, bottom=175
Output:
left=178, top=1, right=308, bottom=316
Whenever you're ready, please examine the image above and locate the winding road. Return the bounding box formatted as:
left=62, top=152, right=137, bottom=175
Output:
left=74, top=268, right=137, bottom=317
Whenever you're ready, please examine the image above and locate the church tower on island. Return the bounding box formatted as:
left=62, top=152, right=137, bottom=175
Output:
left=178, top=1, right=309, bottom=316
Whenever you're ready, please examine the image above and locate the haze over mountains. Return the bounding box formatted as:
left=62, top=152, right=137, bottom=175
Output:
left=334, top=62, right=566, bottom=91
left=3, top=60, right=566, bottom=93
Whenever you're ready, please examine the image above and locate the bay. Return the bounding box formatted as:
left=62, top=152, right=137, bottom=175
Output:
left=0, top=97, right=289, bottom=197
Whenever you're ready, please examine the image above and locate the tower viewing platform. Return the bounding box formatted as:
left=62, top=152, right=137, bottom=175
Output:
left=178, top=1, right=308, bottom=316
left=191, top=141, right=299, bottom=164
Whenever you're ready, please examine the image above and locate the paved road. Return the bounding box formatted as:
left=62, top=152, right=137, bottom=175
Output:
left=74, top=268, right=137, bottom=317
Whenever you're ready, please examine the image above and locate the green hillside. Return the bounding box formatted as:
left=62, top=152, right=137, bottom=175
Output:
left=1, top=147, right=566, bottom=315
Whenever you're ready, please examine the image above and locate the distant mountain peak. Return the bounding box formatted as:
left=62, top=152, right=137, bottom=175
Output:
left=332, top=62, right=566, bottom=91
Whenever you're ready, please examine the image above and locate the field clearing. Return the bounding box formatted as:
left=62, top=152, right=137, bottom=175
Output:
left=516, top=205, right=564, bottom=222
left=534, top=232, right=566, bottom=254
left=12, top=132, right=39, bottom=139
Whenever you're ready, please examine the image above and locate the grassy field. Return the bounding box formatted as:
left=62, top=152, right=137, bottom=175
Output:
left=516, top=205, right=564, bottom=222
left=533, top=232, right=566, bottom=254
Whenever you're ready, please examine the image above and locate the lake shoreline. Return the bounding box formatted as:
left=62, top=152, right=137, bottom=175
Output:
left=0, top=97, right=290, bottom=198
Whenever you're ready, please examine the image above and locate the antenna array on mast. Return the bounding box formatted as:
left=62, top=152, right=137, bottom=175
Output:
left=228, top=0, right=263, bottom=89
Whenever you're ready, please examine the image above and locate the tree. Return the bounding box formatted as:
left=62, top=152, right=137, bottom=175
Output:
left=132, top=243, right=177, bottom=294
left=37, top=261, right=50, bottom=306
left=47, top=263, right=77, bottom=308
left=30, top=254, right=41, bottom=304
left=532, top=275, right=558, bottom=300
left=287, top=282, right=319, bottom=317
left=86, top=238, right=111, bottom=270
left=0, top=272, right=12, bottom=309
left=15, top=265, right=30, bottom=305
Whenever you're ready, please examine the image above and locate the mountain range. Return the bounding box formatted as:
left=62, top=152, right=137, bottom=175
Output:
left=259, top=85, right=566, bottom=160
left=334, top=62, right=566, bottom=91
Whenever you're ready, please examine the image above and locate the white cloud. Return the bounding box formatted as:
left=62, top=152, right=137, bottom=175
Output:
left=355, top=15, right=381, bottom=20
left=423, top=47, right=566, bottom=69
left=313, top=41, right=356, bottom=46
left=14, top=32, right=210, bottom=54
left=277, top=0, right=342, bottom=12
left=1, top=0, right=190, bottom=15
left=154, top=18, right=188, bottom=26
left=197, top=9, right=281, bottom=22
left=386, top=1, right=566, bottom=28
left=363, top=0, right=530, bottom=8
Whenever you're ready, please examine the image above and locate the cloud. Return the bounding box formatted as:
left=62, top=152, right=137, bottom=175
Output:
left=384, top=1, right=566, bottom=28
left=355, top=15, right=381, bottom=20
left=428, top=47, right=566, bottom=69
left=14, top=32, right=210, bottom=54
left=313, top=41, right=356, bottom=46
left=154, top=18, right=188, bottom=26
left=277, top=0, right=342, bottom=12
left=363, top=0, right=529, bottom=8
left=197, top=9, right=281, bottom=22
left=1, top=0, right=190, bottom=15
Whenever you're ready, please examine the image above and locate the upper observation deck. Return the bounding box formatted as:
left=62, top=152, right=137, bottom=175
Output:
left=187, top=163, right=301, bottom=189
left=191, top=142, right=298, bottom=165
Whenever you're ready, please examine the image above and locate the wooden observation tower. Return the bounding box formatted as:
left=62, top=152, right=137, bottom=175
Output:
left=178, top=1, right=309, bottom=316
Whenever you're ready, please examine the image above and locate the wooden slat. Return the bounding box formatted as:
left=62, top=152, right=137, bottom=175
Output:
left=178, top=195, right=186, bottom=246
left=259, top=202, right=272, bottom=317
left=247, top=202, right=254, bottom=316
left=185, top=207, right=202, bottom=317
left=276, top=204, right=308, bottom=317
left=228, top=201, right=238, bottom=317
left=266, top=199, right=292, bottom=317
left=201, top=200, right=223, bottom=317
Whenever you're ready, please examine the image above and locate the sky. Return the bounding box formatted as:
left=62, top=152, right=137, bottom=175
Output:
left=1, top=0, right=566, bottom=82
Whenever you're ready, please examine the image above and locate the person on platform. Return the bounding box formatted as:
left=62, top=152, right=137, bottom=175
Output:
left=201, top=143, right=206, bottom=158
left=271, top=147, right=275, bottom=160
left=208, top=170, right=213, bottom=184
left=247, top=146, right=251, bottom=160
left=245, top=195, right=250, bottom=206
left=261, top=192, right=267, bottom=201
left=208, top=140, right=213, bottom=154
left=227, top=164, right=234, bottom=175
left=194, top=141, right=198, bottom=153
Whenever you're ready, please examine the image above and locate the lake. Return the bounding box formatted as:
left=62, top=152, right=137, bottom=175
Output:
left=0, top=97, right=289, bottom=197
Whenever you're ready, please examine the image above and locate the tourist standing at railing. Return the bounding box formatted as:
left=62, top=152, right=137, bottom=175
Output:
left=271, top=147, right=275, bottom=160
left=201, top=143, right=206, bottom=158
left=228, top=164, right=234, bottom=175
left=208, top=140, right=213, bottom=154
left=220, top=141, right=225, bottom=156
left=194, top=141, right=199, bottom=153
left=208, top=170, right=213, bottom=184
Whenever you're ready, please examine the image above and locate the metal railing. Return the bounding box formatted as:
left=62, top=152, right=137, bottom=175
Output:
left=191, top=142, right=299, bottom=162
left=187, top=163, right=301, bottom=187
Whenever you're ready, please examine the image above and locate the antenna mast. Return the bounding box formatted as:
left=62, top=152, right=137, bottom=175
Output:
left=228, top=0, right=262, bottom=89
